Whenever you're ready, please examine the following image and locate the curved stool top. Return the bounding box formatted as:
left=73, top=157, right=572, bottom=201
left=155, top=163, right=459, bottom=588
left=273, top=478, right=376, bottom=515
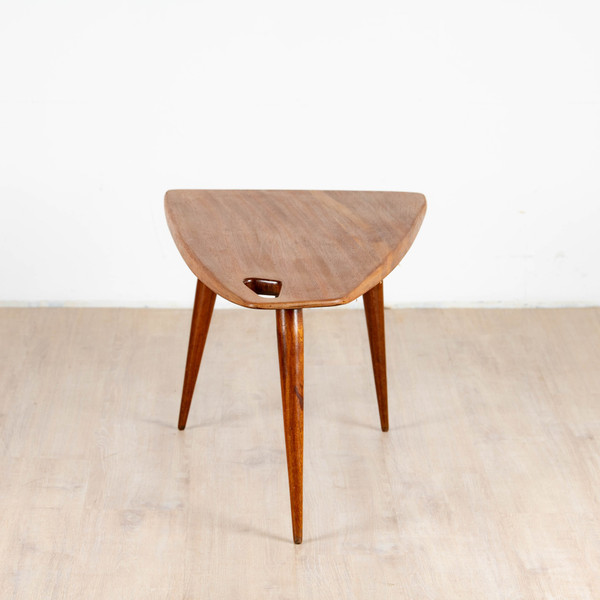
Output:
left=165, top=189, right=426, bottom=309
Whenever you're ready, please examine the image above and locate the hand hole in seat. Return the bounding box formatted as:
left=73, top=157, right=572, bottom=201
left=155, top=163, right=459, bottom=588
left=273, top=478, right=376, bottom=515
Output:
left=243, top=277, right=282, bottom=298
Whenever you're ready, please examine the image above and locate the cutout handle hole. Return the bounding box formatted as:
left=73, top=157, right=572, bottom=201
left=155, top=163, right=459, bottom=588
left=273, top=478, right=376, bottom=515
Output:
left=243, top=277, right=282, bottom=298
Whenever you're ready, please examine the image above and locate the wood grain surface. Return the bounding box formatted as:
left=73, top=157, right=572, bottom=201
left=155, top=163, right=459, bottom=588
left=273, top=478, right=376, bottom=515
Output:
left=178, top=279, right=216, bottom=430
left=2, top=307, right=600, bottom=598
left=363, top=282, right=389, bottom=432
left=276, top=309, right=304, bottom=544
left=165, top=190, right=426, bottom=309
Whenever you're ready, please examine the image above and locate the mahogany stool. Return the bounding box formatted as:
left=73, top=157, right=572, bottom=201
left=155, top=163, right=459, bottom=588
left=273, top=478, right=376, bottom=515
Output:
left=165, top=190, right=426, bottom=543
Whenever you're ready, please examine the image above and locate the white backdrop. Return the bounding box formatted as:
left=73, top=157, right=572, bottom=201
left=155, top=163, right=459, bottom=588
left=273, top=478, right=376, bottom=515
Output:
left=1, top=0, right=598, bottom=308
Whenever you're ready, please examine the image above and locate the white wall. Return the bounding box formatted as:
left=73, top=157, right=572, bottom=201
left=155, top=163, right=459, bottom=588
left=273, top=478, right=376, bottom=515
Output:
left=1, top=0, right=598, bottom=308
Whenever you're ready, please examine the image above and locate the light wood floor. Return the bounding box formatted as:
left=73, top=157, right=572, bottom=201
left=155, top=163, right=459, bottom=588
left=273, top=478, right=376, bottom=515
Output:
left=1, top=307, right=600, bottom=599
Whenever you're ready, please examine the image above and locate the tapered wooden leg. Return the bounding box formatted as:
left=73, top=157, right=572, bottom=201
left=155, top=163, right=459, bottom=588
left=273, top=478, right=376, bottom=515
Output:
left=178, top=279, right=216, bottom=430
left=363, top=281, right=389, bottom=432
left=276, top=309, right=304, bottom=544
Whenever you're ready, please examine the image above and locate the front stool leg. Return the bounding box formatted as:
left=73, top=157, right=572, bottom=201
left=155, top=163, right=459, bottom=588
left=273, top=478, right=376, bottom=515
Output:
left=178, top=279, right=216, bottom=430
left=363, top=281, right=389, bottom=432
left=276, top=308, right=304, bottom=544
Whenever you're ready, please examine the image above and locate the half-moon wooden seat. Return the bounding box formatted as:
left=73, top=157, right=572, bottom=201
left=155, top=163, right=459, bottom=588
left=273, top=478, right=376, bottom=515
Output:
left=166, top=190, right=426, bottom=309
left=165, top=189, right=426, bottom=543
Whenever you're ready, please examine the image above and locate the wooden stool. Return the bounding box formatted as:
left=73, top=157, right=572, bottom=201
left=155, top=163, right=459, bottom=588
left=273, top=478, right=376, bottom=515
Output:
left=165, top=190, right=426, bottom=543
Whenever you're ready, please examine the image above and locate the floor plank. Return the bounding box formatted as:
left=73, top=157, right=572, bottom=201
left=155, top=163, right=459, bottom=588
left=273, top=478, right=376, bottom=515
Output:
left=1, top=307, right=599, bottom=599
